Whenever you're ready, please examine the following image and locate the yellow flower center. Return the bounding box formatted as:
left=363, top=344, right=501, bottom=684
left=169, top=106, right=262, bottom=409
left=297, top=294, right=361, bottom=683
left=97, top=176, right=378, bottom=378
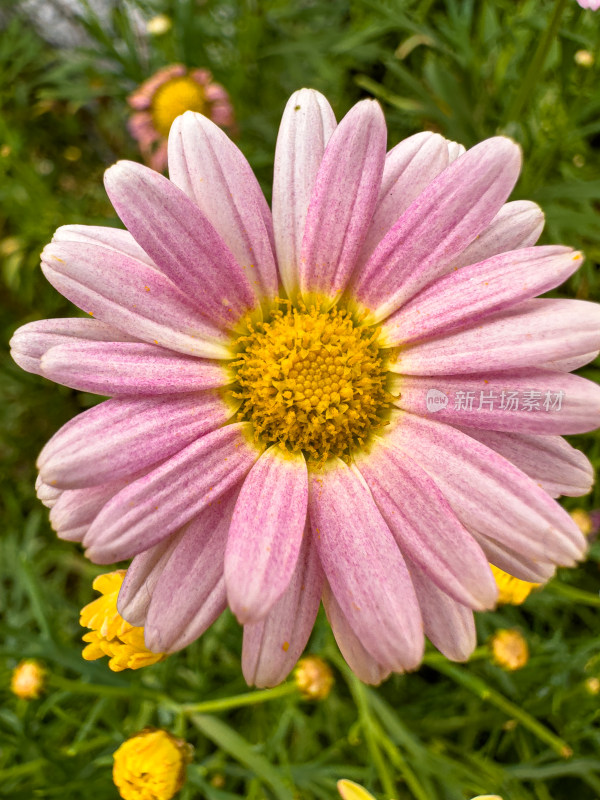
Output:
left=151, top=76, right=206, bottom=137
left=230, top=300, right=392, bottom=464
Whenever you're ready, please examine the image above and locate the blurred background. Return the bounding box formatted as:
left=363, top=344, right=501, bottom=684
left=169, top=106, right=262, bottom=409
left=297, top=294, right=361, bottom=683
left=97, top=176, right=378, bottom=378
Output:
left=1, top=1, right=600, bottom=798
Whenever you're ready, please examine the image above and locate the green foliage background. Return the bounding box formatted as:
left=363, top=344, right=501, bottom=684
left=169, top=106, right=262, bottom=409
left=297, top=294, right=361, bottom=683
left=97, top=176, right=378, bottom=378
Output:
left=1, top=1, right=599, bottom=798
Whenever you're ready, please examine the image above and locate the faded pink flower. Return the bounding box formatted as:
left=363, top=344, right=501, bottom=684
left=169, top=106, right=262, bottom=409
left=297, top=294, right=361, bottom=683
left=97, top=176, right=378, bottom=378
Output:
left=127, top=64, right=235, bottom=171
left=577, top=0, right=600, bottom=9
left=11, top=90, right=600, bottom=687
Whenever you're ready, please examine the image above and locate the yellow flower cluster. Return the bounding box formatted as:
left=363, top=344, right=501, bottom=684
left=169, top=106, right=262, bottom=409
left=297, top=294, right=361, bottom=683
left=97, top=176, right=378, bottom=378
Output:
left=80, top=571, right=167, bottom=672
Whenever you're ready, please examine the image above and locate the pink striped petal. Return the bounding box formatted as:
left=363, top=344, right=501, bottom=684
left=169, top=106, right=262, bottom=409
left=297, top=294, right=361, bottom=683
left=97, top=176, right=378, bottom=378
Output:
left=168, top=112, right=278, bottom=299
left=382, top=247, right=582, bottom=346
left=322, top=584, right=391, bottom=685
left=454, top=428, right=594, bottom=498
left=144, top=490, right=239, bottom=652
left=405, top=557, right=476, bottom=662
left=225, top=447, right=308, bottom=624
left=308, top=460, right=423, bottom=672
left=50, top=480, right=128, bottom=542
left=444, top=200, right=545, bottom=272
left=10, top=318, right=136, bottom=376
left=41, top=240, right=231, bottom=359
left=357, top=132, right=449, bottom=267
left=300, top=100, right=386, bottom=299
left=472, top=531, right=556, bottom=583
left=356, top=440, right=497, bottom=610
left=83, top=423, right=258, bottom=564
left=354, top=137, right=522, bottom=321
left=35, top=475, right=61, bottom=508
left=392, top=369, right=600, bottom=435
left=392, top=299, right=600, bottom=375
left=387, top=412, right=587, bottom=567
left=272, top=89, right=337, bottom=296
left=38, top=392, right=231, bottom=489
left=104, top=160, right=257, bottom=326
left=446, top=141, right=466, bottom=162
left=545, top=351, right=599, bottom=372
left=40, top=341, right=230, bottom=396
left=242, top=527, right=323, bottom=687
left=118, top=532, right=186, bottom=626
left=53, top=224, right=155, bottom=267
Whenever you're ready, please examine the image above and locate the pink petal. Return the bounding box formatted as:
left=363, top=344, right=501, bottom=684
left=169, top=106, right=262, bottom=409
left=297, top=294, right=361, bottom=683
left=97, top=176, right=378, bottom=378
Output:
left=118, top=532, right=186, bottom=626
left=300, top=100, right=387, bottom=299
left=392, top=369, right=600, bottom=435
left=53, top=223, right=155, bottom=267
left=41, top=240, right=230, bottom=359
left=322, top=584, right=391, bottom=685
left=454, top=428, right=594, bottom=498
left=354, top=137, right=522, bottom=321
left=472, top=531, right=556, bottom=583
left=308, top=460, right=423, bottom=672
left=242, top=527, right=323, bottom=687
left=382, top=246, right=582, bottom=346
left=444, top=200, right=545, bottom=272
left=50, top=480, right=128, bottom=542
left=10, top=318, right=136, bottom=376
left=392, top=299, right=600, bottom=375
left=446, top=141, right=466, bottom=162
left=144, top=489, right=240, bottom=652
left=405, top=557, right=476, bottom=662
left=83, top=422, right=258, bottom=564
left=168, top=112, right=278, bottom=299
left=545, top=351, right=599, bottom=372
left=356, top=440, right=497, bottom=610
left=387, top=411, right=587, bottom=568
left=38, top=392, right=231, bottom=489
left=104, top=160, right=257, bottom=326
left=356, top=131, right=449, bottom=268
left=40, top=341, right=230, bottom=396
left=225, top=447, right=308, bottom=624
left=35, top=475, right=61, bottom=508
left=272, top=89, right=337, bottom=296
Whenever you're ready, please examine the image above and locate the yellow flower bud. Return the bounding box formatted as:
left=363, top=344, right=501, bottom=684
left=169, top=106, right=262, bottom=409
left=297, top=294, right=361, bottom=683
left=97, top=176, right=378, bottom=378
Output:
left=337, top=779, right=377, bottom=800
left=491, top=629, right=529, bottom=671
left=113, top=729, right=192, bottom=800
left=490, top=564, right=539, bottom=605
left=10, top=659, right=45, bottom=699
left=80, top=570, right=167, bottom=672
left=294, top=656, right=334, bottom=700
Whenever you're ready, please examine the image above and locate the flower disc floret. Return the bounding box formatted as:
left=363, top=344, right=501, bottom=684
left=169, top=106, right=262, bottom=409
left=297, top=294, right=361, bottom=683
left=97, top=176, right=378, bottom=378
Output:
left=231, top=301, right=392, bottom=463
left=151, top=77, right=206, bottom=137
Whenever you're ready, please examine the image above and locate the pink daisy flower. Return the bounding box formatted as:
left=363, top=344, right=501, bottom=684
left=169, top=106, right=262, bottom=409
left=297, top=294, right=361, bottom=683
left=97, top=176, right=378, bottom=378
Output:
left=127, top=64, right=235, bottom=172
left=11, top=89, right=600, bottom=687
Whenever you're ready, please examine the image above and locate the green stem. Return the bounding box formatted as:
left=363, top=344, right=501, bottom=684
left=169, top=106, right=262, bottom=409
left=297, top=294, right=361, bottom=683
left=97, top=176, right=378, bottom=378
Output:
left=504, top=0, right=569, bottom=124
left=546, top=582, right=600, bottom=607
left=48, top=675, right=176, bottom=707
left=180, top=682, right=299, bottom=714
left=430, top=660, right=573, bottom=758
left=375, top=726, right=431, bottom=800
left=348, top=674, right=397, bottom=799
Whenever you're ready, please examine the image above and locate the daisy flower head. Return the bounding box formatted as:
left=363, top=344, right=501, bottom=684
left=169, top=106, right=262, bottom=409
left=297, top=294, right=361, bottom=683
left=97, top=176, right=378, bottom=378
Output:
left=11, top=88, right=600, bottom=687
left=127, top=64, right=235, bottom=172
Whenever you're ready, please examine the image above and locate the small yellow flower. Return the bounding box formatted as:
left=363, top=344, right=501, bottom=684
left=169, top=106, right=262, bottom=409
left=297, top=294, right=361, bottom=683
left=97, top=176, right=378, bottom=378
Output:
left=574, top=49, right=594, bottom=67
left=80, top=571, right=167, bottom=672
left=294, top=656, right=334, bottom=700
left=491, top=629, right=529, bottom=671
left=10, top=659, right=45, bottom=699
left=146, top=14, right=172, bottom=35
left=585, top=677, right=600, bottom=695
left=570, top=509, right=593, bottom=536
left=490, top=564, right=539, bottom=605
left=113, top=728, right=192, bottom=800
left=337, top=780, right=376, bottom=800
